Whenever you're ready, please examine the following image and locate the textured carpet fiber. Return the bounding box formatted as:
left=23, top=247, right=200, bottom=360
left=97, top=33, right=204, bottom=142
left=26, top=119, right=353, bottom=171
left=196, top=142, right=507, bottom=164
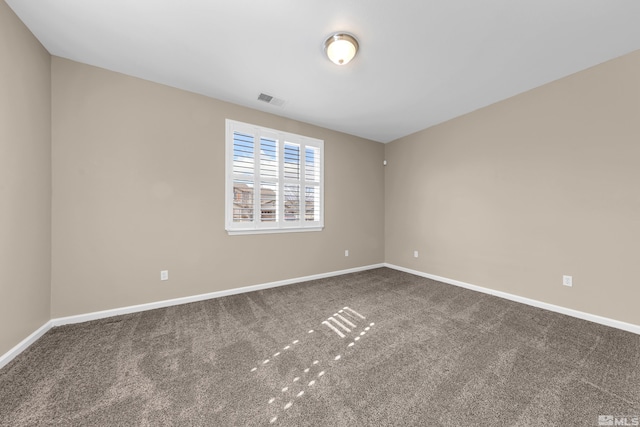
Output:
left=1, top=268, right=639, bottom=426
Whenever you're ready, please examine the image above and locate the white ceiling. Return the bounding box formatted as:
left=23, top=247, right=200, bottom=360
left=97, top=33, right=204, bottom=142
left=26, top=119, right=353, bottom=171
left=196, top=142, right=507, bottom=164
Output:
left=6, top=0, right=640, bottom=143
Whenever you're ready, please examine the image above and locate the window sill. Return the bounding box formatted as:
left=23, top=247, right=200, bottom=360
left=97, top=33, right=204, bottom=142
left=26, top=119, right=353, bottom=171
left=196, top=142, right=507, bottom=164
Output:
left=226, top=226, right=324, bottom=236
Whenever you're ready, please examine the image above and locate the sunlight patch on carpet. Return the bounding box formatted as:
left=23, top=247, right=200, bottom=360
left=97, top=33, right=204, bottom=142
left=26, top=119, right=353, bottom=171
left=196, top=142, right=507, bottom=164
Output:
left=248, top=305, right=377, bottom=424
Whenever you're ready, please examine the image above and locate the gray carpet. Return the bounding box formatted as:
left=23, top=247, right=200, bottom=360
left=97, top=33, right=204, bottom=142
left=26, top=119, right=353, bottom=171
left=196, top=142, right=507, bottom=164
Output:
left=1, top=268, right=639, bottom=426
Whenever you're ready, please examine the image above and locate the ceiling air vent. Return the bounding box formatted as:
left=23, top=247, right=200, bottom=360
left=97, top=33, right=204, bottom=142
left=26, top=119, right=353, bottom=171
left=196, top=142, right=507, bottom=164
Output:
left=257, top=93, right=285, bottom=107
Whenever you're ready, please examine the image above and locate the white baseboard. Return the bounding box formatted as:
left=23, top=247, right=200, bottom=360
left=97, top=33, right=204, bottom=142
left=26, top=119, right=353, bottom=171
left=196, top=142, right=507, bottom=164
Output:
left=0, top=321, right=53, bottom=370
left=385, top=263, right=640, bottom=336
left=11, top=261, right=634, bottom=370
left=1, top=263, right=384, bottom=369
left=50, top=263, right=385, bottom=327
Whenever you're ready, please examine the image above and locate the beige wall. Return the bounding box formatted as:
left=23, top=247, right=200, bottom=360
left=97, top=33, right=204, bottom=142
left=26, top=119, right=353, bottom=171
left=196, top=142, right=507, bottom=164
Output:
left=386, top=50, right=640, bottom=325
left=0, top=2, right=51, bottom=355
left=51, top=57, right=385, bottom=317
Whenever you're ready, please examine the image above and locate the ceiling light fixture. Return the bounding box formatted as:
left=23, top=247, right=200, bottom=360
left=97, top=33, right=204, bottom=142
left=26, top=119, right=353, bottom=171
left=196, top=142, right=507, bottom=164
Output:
left=324, top=33, right=359, bottom=65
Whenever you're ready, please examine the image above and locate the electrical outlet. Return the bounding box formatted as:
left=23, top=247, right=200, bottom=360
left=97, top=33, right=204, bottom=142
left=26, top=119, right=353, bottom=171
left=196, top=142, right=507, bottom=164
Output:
left=562, top=275, right=572, bottom=287
left=161, top=270, right=169, bottom=281
left=413, top=250, right=419, bottom=258
left=345, top=250, right=349, bottom=257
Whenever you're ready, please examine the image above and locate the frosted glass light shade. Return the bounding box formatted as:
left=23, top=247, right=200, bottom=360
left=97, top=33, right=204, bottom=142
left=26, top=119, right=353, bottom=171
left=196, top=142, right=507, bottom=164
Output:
left=324, top=33, right=359, bottom=65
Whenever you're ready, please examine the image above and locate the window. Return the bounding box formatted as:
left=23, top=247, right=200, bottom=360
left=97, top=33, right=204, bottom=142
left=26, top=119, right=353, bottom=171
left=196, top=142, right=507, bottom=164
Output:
left=225, top=119, right=324, bottom=235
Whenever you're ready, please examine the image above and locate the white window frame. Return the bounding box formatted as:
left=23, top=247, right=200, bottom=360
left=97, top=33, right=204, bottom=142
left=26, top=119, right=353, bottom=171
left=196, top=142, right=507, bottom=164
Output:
left=225, top=119, right=324, bottom=235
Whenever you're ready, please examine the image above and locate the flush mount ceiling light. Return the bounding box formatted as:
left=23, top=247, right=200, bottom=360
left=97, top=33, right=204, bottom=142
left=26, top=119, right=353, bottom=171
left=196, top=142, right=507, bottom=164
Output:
left=324, top=33, right=359, bottom=65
